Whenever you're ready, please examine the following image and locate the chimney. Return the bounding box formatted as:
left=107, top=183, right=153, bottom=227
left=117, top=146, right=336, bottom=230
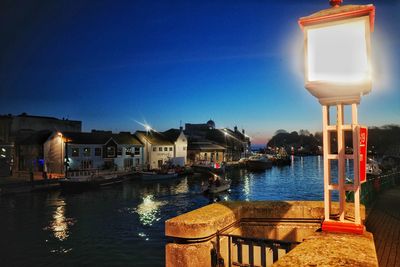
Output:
left=234, top=126, right=238, bottom=132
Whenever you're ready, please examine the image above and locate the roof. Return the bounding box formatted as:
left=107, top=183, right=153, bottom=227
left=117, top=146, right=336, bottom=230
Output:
left=61, top=132, right=143, bottom=146
left=299, top=4, right=375, bottom=31
left=135, top=131, right=174, bottom=145
left=19, top=130, right=52, bottom=145
left=188, top=141, right=226, bottom=151
left=163, top=128, right=183, bottom=142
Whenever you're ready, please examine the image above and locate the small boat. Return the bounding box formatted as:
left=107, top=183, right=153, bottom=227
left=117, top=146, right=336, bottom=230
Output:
left=202, top=174, right=231, bottom=194
left=60, top=169, right=127, bottom=191
left=246, top=155, right=272, bottom=171
left=140, top=170, right=178, bottom=181
left=192, top=162, right=225, bottom=174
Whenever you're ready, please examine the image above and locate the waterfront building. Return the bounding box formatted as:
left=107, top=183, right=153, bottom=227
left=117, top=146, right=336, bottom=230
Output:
left=135, top=130, right=177, bottom=170
left=0, top=113, right=82, bottom=177
left=44, top=131, right=143, bottom=176
left=184, top=120, right=250, bottom=162
left=186, top=141, right=226, bottom=165
left=163, top=128, right=188, bottom=166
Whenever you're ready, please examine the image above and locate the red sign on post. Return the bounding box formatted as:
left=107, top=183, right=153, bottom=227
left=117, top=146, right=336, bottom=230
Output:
left=359, top=126, right=368, bottom=183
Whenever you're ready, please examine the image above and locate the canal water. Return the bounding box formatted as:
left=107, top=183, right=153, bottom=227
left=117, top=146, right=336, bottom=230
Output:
left=0, top=156, right=351, bottom=266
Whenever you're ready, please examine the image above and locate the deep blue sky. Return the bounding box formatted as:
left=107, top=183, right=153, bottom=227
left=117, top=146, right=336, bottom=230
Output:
left=1, top=0, right=399, bottom=144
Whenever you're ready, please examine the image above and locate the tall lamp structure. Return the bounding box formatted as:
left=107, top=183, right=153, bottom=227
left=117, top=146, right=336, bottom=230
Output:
left=299, top=0, right=375, bottom=234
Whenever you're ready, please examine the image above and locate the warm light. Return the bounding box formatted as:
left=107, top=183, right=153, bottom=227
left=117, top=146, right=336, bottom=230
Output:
left=307, top=17, right=370, bottom=83
left=299, top=4, right=375, bottom=105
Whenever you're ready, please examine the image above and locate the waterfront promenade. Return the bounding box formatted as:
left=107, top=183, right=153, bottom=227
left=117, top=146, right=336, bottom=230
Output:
left=366, top=185, right=400, bottom=267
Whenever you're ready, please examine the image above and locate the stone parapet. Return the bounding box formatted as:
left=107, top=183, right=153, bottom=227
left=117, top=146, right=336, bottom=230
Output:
left=165, top=201, right=365, bottom=239
left=273, top=232, right=378, bottom=267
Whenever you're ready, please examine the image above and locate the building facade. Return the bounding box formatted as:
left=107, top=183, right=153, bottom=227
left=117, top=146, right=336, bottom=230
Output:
left=44, top=131, right=143, bottom=175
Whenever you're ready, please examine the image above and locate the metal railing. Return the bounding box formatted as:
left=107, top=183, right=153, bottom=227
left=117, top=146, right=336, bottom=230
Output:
left=216, top=232, right=299, bottom=267
left=346, top=171, right=400, bottom=207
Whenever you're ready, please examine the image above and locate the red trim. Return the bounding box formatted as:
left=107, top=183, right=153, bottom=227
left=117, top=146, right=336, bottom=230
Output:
left=322, top=221, right=365, bottom=234
left=299, top=5, right=375, bottom=32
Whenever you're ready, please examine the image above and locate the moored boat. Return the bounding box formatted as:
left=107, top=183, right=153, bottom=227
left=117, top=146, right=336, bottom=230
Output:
left=60, top=169, right=128, bottom=191
left=140, top=170, right=178, bottom=181
left=246, top=155, right=272, bottom=171
left=192, top=162, right=225, bottom=174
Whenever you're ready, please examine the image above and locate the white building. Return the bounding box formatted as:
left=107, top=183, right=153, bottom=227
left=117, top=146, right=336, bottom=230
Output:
left=44, top=131, right=144, bottom=175
left=163, top=128, right=188, bottom=166
left=135, top=129, right=187, bottom=170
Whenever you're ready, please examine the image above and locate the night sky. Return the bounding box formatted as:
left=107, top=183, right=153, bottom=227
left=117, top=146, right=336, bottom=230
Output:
left=1, top=0, right=399, bottom=144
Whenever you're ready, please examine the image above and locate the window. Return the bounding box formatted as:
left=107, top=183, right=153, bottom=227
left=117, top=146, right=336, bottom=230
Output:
left=95, top=148, right=102, bottom=156
left=107, top=147, right=115, bottom=157
left=169, top=147, right=173, bottom=151
left=117, top=147, right=122, bottom=156
left=72, top=148, right=79, bottom=157
left=164, top=147, right=168, bottom=151
left=183, top=147, right=186, bottom=151
left=81, top=160, right=92, bottom=169
left=125, top=147, right=132, bottom=156
left=153, top=147, right=157, bottom=152
left=159, top=147, right=162, bottom=152
left=134, top=147, right=140, bottom=155
left=83, top=147, right=91, bottom=157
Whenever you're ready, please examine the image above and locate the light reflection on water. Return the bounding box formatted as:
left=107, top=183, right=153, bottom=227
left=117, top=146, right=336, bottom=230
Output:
left=0, top=156, right=347, bottom=266
left=134, top=195, right=168, bottom=226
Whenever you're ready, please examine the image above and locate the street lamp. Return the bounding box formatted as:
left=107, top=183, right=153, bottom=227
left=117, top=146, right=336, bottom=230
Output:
left=299, top=1, right=374, bottom=105
left=299, top=1, right=375, bottom=234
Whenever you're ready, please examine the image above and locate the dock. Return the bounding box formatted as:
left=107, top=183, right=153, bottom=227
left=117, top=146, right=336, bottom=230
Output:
left=366, top=185, right=400, bottom=267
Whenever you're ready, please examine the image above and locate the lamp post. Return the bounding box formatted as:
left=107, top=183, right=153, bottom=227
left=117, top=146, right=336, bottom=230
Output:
left=299, top=1, right=375, bottom=234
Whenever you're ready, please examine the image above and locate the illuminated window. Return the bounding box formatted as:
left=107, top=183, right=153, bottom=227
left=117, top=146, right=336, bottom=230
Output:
left=72, top=148, right=79, bottom=157
left=83, top=147, right=91, bottom=157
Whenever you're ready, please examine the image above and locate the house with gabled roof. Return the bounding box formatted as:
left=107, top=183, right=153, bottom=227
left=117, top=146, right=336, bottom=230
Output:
left=43, top=131, right=143, bottom=175
left=135, top=130, right=177, bottom=170
left=163, top=127, right=188, bottom=166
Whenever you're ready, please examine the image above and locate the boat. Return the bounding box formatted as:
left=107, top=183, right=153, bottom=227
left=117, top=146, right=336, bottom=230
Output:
left=202, top=174, right=231, bottom=194
left=246, top=155, right=272, bottom=171
left=140, top=170, right=178, bottom=181
left=272, top=148, right=291, bottom=166
left=60, top=169, right=128, bottom=191
left=191, top=162, right=225, bottom=174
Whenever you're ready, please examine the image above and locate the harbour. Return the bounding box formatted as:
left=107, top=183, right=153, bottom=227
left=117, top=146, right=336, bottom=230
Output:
left=1, top=156, right=329, bottom=266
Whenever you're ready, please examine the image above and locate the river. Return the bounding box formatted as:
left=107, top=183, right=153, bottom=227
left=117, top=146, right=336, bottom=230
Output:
left=0, top=156, right=351, bottom=266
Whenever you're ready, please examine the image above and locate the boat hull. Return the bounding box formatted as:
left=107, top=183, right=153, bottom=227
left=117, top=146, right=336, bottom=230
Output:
left=192, top=165, right=225, bottom=174
left=246, top=161, right=272, bottom=171
left=60, top=174, right=126, bottom=192
left=140, top=172, right=179, bottom=181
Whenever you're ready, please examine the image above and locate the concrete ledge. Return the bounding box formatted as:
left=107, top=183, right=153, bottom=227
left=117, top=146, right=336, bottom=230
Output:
left=165, top=201, right=365, bottom=239
left=273, top=232, right=378, bottom=267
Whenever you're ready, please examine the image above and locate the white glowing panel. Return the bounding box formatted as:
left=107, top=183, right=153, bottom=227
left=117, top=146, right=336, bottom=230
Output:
left=307, top=18, right=370, bottom=83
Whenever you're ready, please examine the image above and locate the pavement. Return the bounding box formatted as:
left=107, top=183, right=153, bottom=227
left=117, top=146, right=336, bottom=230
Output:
left=366, top=185, right=400, bottom=267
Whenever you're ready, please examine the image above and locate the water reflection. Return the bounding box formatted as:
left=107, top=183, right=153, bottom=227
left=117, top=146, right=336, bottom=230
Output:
left=42, top=199, right=76, bottom=242
left=135, top=195, right=167, bottom=226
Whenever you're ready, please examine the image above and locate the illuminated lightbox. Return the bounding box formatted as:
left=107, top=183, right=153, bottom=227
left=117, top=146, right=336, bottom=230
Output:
left=299, top=5, right=375, bottom=105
